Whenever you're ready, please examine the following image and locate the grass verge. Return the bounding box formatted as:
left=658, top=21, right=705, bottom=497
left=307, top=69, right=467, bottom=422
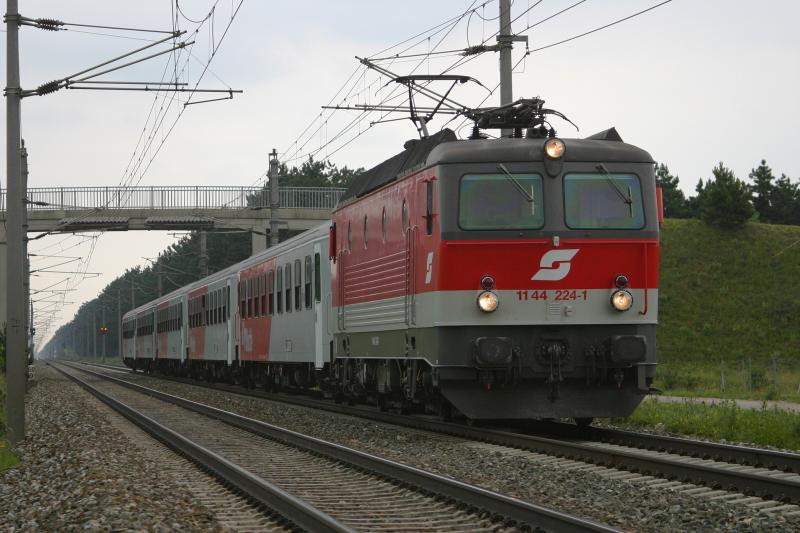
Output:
left=0, top=372, right=19, bottom=472
left=610, top=397, right=800, bottom=450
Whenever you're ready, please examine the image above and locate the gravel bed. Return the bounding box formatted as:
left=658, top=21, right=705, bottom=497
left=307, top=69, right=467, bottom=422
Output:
left=105, top=369, right=800, bottom=532
left=0, top=365, right=223, bottom=532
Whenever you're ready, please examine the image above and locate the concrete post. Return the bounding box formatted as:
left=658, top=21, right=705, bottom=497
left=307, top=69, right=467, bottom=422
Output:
left=199, top=230, right=209, bottom=277
left=5, top=0, right=26, bottom=444
left=117, top=288, right=122, bottom=359
left=102, top=306, right=106, bottom=360
left=498, top=0, right=513, bottom=138
left=268, top=149, right=281, bottom=248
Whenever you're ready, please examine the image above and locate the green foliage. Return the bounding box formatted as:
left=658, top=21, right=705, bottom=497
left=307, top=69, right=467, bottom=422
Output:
left=612, top=398, right=800, bottom=450
left=748, top=160, right=800, bottom=225
left=0, top=327, right=5, bottom=373
left=278, top=157, right=363, bottom=188
left=749, top=160, right=775, bottom=221
left=771, top=173, right=800, bottom=225
left=655, top=163, right=690, bottom=218
left=699, top=162, right=754, bottom=228
left=657, top=219, right=800, bottom=399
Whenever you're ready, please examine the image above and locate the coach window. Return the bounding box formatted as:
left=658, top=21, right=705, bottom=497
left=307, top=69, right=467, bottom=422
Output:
left=347, top=221, right=352, bottom=251
left=214, top=290, right=220, bottom=324
left=255, top=276, right=261, bottom=318
left=249, top=277, right=255, bottom=319
left=363, top=215, right=368, bottom=248
left=179, top=302, right=183, bottom=328
left=277, top=266, right=283, bottom=313
left=217, top=290, right=222, bottom=324
left=402, top=200, right=408, bottom=232
left=314, top=253, right=321, bottom=303
left=202, top=294, right=207, bottom=325
left=304, top=256, right=312, bottom=309
left=261, top=273, right=267, bottom=318
left=382, top=207, right=387, bottom=242
left=268, top=271, right=275, bottom=315
left=239, top=283, right=245, bottom=318
left=223, top=288, right=228, bottom=320
left=294, top=259, right=302, bottom=310
left=285, top=264, right=292, bottom=313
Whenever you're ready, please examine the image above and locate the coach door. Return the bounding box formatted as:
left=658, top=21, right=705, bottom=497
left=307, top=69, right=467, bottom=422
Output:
left=313, top=244, right=324, bottom=369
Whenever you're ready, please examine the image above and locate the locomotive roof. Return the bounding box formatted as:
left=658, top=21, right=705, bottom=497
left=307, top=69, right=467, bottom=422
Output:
left=337, top=127, right=653, bottom=207
left=338, top=128, right=457, bottom=203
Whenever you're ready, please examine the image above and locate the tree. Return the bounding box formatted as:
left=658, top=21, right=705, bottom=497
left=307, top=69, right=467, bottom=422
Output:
left=655, top=163, right=689, bottom=218
left=700, top=162, right=754, bottom=229
left=686, top=178, right=707, bottom=219
left=749, top=160, right=775, bottom=222
left=279, top=156, right=363, bottom=189
left=770, top=173, right=800, bottom=225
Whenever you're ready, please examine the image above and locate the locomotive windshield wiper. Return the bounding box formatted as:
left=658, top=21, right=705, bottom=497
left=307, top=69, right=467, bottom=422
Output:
left=596, top=163, right=633, bottom=217
left=497, top=164, right=534, bottom=204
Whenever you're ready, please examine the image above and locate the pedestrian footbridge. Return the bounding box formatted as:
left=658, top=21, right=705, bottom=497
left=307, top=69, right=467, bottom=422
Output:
left=0, top=185, right=345, bottom=248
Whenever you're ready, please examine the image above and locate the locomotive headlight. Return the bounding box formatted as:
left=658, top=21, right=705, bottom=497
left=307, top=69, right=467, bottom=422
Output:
left=544, top=138, right=565, bottom=159
left=610, top=289, right=633, bottom=312
left=477, top=291, right=499, bottom=313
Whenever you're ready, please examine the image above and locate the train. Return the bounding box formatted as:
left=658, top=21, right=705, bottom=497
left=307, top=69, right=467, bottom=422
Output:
left=123, top=99, right=661, bottom=424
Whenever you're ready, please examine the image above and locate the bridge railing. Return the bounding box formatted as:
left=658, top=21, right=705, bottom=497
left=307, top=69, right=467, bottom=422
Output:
left=0, top=186, right=346, bottom=211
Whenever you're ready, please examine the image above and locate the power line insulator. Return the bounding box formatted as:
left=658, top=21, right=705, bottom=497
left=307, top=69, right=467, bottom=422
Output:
left=36, top=80, right=61, bottom=96
left=35, top=18, right=64, bottom=31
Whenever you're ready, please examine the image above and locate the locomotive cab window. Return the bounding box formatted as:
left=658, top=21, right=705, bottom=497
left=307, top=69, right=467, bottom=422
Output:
left=564, top=173, right=645, bottom=229
left=425, top=180, right=434, bottom=235
left=458, top=173, right=544, bottom=230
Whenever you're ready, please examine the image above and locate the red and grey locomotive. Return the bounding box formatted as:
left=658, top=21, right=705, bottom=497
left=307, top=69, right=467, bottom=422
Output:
left=123, top=98, right=660, bottom=423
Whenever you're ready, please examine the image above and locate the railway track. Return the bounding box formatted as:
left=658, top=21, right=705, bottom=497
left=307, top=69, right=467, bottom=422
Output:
left=74, top=360, right=800, bottom=509
left=54, top=362, right=618, bottom=533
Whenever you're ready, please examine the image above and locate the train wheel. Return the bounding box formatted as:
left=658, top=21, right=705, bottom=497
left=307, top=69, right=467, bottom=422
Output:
left=376, top=394, right=388, bottom=412
left=575, top=417, right=594, bottom=428
left=437, top=400, right=453, bottom=422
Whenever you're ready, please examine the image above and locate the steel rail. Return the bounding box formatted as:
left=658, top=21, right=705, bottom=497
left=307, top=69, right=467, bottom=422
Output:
left=538, top=422, right=800, bottom=474
left=85, top=361, right=800, bottom=504
left=49, top=362, right=353, bottom=533
left=63, top=362, right=619, bottom=533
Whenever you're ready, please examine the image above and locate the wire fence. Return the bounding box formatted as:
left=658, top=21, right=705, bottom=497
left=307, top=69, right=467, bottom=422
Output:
left=0, top=186, right=346, bottom=211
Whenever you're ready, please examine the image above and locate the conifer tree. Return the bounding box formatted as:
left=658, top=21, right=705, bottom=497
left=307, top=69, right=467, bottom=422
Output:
left=749, top=160, right=775, bottom=222
left=700, top=162, right=754, bottom=229
left=655, top=163, right=689, bottom=218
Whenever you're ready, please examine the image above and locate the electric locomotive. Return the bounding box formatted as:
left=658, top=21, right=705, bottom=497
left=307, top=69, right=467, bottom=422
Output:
left=122, top=98, right=660, bottom=423
left=329, top=99, right=660, bottom=421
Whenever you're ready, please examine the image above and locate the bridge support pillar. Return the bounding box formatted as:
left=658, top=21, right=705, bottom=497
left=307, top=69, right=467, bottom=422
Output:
left=0, top=223, right=6, bottom=330
left=251, top=228, right=267, bottom=255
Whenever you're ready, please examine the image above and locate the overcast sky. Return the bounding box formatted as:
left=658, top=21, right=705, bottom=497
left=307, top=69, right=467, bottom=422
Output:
left=3, top=0, right=798, bottom=347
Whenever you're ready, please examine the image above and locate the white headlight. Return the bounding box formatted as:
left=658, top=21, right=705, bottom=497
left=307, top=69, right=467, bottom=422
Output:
left=477, top=291, right=499, bottom=313
left=611, top=289, right=633, bottom=312
left=544, top=138, right=565, bottom=159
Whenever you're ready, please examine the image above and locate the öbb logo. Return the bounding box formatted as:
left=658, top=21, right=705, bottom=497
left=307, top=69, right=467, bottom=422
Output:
left=531, top=249, right=579, bottom=281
